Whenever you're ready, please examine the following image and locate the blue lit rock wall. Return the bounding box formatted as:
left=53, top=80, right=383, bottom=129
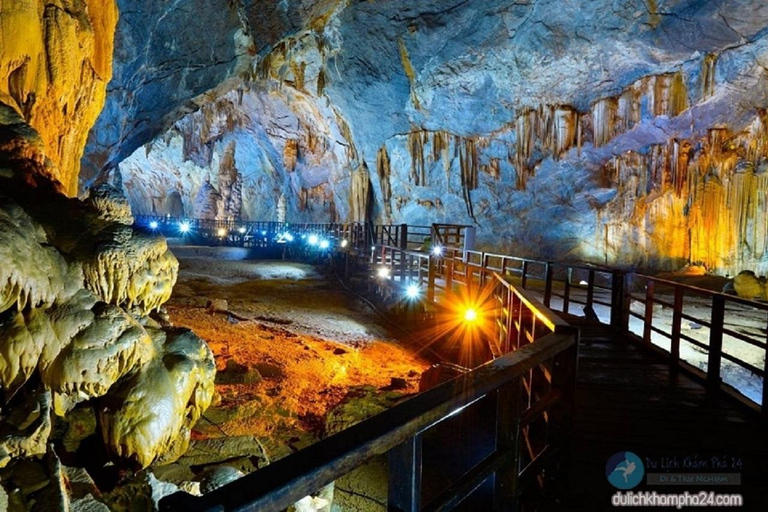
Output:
left=91, top=0, right=768, bottom=274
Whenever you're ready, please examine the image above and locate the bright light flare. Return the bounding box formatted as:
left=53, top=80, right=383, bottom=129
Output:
left=284, top=233, right=294, bottom=242
left=432, top=245, right=444, bottom=256
left=149, top=221, right=159, bottom=230
left=217, top=228, right=228, bottom=237
left=377, top=267, right=391, bottom=278
left=405, top=284, right=420, bottom=299
left=319, top=239, right=330, bottom=249
left=463, top=308, right=478, bottom=322
left=341, top=239, right=349, bottom=248
left=238, top=226, right=246, bottom=234
left=179, top=221, right=191, bottom=233
left=308, top=234, right=319, bottom=246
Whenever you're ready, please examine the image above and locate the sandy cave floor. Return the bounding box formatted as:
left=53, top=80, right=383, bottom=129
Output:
left=163, top=253, right=430, bottom=465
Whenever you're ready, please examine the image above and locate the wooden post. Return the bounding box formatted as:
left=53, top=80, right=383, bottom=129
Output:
left=563, top=268, right=572, bottom=315
left=543, top=263, right=553, bottom=308
left=400, top=224, right=408, bottom=250
left=427, top=256, right=436, bottom=302
left=643, top=280, right=654, bottom=346
left=446, top=257, right=454, bottom=298
left=610, top=270, right=627, bottom=332
left=493, top=379, right=522, bottom=512
left=521, top=261, right=529, bottom=289
left=586, top=270, right=595, bottom=311
left=707, top=294, right=725, bottom=393
left=388, top=436, right=422, bottom=512
left=670, top=286, right=684, bottom=366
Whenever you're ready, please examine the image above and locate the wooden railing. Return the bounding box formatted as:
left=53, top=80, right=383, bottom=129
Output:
left=160, top=275, right=578, bottom=512
left=371, top=242, right=767, bottom=417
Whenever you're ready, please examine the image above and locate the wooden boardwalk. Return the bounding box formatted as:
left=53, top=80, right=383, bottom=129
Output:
left=564, top=318, right=768, bottom=510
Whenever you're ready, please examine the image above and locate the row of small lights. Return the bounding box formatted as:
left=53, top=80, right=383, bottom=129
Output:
left=147, top=219, right=474, bottom=321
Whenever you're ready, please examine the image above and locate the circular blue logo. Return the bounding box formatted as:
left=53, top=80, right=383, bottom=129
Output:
left=606, top=451, right=645, bottom=490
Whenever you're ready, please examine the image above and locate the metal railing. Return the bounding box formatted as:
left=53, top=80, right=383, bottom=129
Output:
left=160, top=274, right=578, bottom=511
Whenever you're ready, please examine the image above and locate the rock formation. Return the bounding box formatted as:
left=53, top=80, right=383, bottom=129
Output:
left=0, top=87, right=214, bottom=471
left=0, top=0, right=118, bottom=195
left=96, top=0, right=768, bottom=275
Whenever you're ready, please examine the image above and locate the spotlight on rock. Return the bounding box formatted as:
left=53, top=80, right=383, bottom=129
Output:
left=179, top=221, right=191, bottom=234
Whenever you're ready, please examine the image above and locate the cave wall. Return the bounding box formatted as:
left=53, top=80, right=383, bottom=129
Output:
left=112, top=0, right=768, bottom=274
left=0, top=0, right=118, bottom=195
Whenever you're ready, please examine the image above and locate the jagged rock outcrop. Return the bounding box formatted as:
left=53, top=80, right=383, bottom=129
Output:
left=0, top=114, right=215, bottom=469
left=0, top=0, right=118, bottom=195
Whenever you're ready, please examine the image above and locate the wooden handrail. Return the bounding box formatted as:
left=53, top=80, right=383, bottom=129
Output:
left=160, top=333, right=576, bottom=512
left=494, top=273, right=570, bottom=333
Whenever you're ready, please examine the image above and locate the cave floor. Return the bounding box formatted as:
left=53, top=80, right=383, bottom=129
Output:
left=157, top=248, right=428, bottom=481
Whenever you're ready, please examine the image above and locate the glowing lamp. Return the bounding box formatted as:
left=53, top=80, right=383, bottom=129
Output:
left=308, top=234, right=319, bottom=246
left=149, top=221, right=159, bottom=230
left=341, top=239, right=349, bottom=248
left=405, top=284, right=420, bottom=299
left=377, top=267, right=391, bottom=278
left=464, top=308, right=478, bottom=322
left=579, top=280, right=588, bottom=286
left=179, top=221, right=191, bottom=233
left=319, top=240, right=330, bottom=249
left=217, top=228, right=227, bottom=237
left=284, top=233, right=294, bottom=242
left=238, top=227, right=246, bottom=234
left=432, top=245, right=444, bottom=256
left=261, top=230, right=267, bottom=236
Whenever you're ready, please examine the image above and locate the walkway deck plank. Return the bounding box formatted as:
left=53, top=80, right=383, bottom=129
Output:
left=564, top=317, right=768, bottom=511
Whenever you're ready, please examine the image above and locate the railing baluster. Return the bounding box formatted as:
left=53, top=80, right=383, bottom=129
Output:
left=563, top=268, right=572, bottom=315
left=586, top=270, right=595, bottom=312
left=494, top=378, right=522, bottom=512
left=671, top=287, right=684, bottom=366
left=543, top=263, right=553, bottom=308
left=521, top=261, right=529, bottom=289
left=643, top=280, right=654, bottom=346
left=707, top=294, right=725, bottom=393
left=388, top=435, right=423, bottom=512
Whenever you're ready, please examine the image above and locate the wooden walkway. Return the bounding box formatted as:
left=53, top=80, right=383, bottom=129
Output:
left=564, top=318, right=768, bottom=510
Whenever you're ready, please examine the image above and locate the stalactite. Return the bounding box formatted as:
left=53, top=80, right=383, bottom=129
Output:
left=376, top=146, right=392, bottom=219
left=458, top=138, right=478, bottom=220
left=349, top=163, right=371, bottom=222
left=701, top=54, right=717, bottom=99
left=407, top=130, right=427, bottom=186
left=283, top=139, right=299, bottom=172
left=653, top=71, right=688, bottom=118
left=598, top=110, right=768, bottom=274
left=515, top=108, right=536, bottom=188
left=317, top=68, right=326, bottom=96
left=591, top=98, right=617, bottom=148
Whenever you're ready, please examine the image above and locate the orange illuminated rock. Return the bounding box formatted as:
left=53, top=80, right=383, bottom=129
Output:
left=0, top=0, right=118, bottom=195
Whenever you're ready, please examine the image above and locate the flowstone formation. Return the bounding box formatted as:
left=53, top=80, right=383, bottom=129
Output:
left=0, top=107, right=215, bottom=475
left=101, top=0, right=768, bottom=276
left=0, top=0, right=118, bottom=195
